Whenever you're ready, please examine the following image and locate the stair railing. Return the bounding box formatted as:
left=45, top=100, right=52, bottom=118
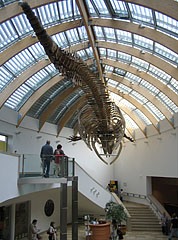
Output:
left=124, top=192, right=170, bottom=220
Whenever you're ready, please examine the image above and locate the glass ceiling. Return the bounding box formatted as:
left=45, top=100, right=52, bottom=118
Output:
left=0, top=0, right=178, bottom=135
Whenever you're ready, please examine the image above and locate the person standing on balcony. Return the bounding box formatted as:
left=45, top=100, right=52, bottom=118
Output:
left=54, top=144, right=65, bottom=177
left=40, top=140, right=53, bottom=178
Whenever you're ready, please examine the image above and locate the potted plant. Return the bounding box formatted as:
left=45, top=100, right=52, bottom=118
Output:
left=105, top=201, right=128, bottom=235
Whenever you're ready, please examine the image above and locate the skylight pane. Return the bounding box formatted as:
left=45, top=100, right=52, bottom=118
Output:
left=134, top=35, right=153, bottom=51
left=131, top=56, right=149, bottom=71
left=4, top=50, right=34, bottom=76
left=117, top=83, right=131, bottom=94
left=114, top=68, right=126, bottom=76
left=58, top=1, right=73, bottom=22
left=122, top=114, right=139, bottom=129
left=108, top=79, right=118, bottom=87
left=134, top=109, right=151, bottom=125
left=156, top=12, right=178, bottom=35
left=117, top=52, right=131, bottom=64
left=110, top=0, right=127, bottom=16
left=107, top=49, right=117, bottom=59
left=140, top=79, right=159, bottom=96
left=125, top=72, right=142, bottom=84
left=169, top=78, right=178, bottom=94
left=66, top=28, right=79, bottom=45
left=45, top=64, right=58, bottom=77
left=12, top=14, right=33, bottom=37
left=148, top=65, right=171, bottom=84
left=0, top=20, right=18, bottom=51
left=78, top=26, right=88, bottom=41
left=93, top=26, right=104, bottom=40
left=109, top=92, right=122, bottom=104
left=105, top=65, right=114, bottom=72
left=128, top=3, right=153, bottom=24
left=115, top=30, right=132, bottom=44
left=145, top=102, right=164, bottom=120
left=99, top=48, right=106, bottom=57
left=104, top=28, right=116, bottom=42
left=0, top=66, right=13, bottom=91
left=85, top=0, right=97, bottom=15
left=28, top=43, right=45, bottom=60
left=130, top=91, right=148, bottom=104
left=85, top=47, right=94, bottom=58
left=25, top=69, right=50, bottom=90
left=5, top=84, right=32, bottom=110
left=73, top=0, right=80, bottom=18
left=157, top=92, right=178, bottom=113
left=154, top=43, right=178, bottom=65
left=38, top=3, right=59, bottom=26
left=52, top=32, right=68, bottom=48
left=120, top=99, right=135, bottom=110
left=92, top=0, right=109, bottom=15
left=77, top=49, right=88, bottom=60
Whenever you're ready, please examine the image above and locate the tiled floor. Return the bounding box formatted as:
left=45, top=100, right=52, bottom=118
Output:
left=41, top=224, right=171, bottom=239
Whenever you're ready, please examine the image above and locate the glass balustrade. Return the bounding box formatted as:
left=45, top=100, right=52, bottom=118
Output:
left=19, top=154, right=75, bottom=178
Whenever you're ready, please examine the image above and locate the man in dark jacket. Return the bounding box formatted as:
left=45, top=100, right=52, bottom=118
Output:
left=169, top=213, right=178, bottom=240
left=40, top=140, right=53, bottom=178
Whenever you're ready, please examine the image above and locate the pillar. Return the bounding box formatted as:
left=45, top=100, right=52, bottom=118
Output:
left=72, top=176, right=78, bottom=240
left=60, top=183, right=67, bottom=240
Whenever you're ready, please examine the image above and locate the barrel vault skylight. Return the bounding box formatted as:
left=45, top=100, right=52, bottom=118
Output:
left=0, top=0, right=177, bottom=139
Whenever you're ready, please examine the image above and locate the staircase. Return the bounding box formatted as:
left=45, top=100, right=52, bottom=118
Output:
left=125, top=202, right=161, bottom=232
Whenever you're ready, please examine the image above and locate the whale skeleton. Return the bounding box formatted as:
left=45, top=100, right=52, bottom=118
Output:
left=20, top=1, right=127, bottom=164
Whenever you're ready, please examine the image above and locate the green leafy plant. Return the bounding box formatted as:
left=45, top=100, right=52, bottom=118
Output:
left=105, top=201, right=127, bottom=225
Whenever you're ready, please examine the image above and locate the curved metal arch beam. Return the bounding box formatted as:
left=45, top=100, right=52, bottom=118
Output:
left=0, top=19, right=82, bottom=66
left=102, top=58, right=178, bottom=106
left=57, top=96, right=86, bottom=137
left=76, top=0, right=104, bottom=84
left=105, top=72, right=174, bottom=128
left=98, top=41, right=178, bottom=82
left=118, top=106, right=147, bottom=138
left=0, top=59, right=50, bottom=109
left=38, top=85, right=80, bottom=132
left=17, top=75, right=64, bottom=127
left=91, top=18, right=178, bottom=54
left=108, top=85, right=160, bottom=135
left=124, top=0, right=178, bottom=21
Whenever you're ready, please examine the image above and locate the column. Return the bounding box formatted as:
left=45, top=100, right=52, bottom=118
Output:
left=72, top=176, right=78, bottom=240
left=60, top=183, right=67, bottom=240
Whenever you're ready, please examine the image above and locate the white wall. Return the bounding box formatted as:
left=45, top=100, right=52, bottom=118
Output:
left=0, top=152, right=19, bottom=203
left=114, top=114, right=178, bottom=196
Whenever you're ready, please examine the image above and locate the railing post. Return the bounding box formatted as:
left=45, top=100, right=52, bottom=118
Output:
left=72, top=158, right=75, bottom=177
left=22, top=154, right=25, bottom=177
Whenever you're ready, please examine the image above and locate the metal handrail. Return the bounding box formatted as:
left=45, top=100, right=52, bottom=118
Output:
left=124, top=192, right=170, bottom=219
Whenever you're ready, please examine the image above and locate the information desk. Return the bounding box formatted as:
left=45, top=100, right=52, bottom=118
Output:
left=89, top=222, right=111, bottom=240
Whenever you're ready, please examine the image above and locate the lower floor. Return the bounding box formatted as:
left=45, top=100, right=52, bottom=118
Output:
left=41, top=224, right=169, bottom=240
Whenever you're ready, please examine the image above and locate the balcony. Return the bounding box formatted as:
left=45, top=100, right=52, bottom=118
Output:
left=18, top=154, right=75, bottom=184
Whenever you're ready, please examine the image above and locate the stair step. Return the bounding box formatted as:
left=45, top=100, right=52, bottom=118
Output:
left=126, top=203, right=161, bottom=233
